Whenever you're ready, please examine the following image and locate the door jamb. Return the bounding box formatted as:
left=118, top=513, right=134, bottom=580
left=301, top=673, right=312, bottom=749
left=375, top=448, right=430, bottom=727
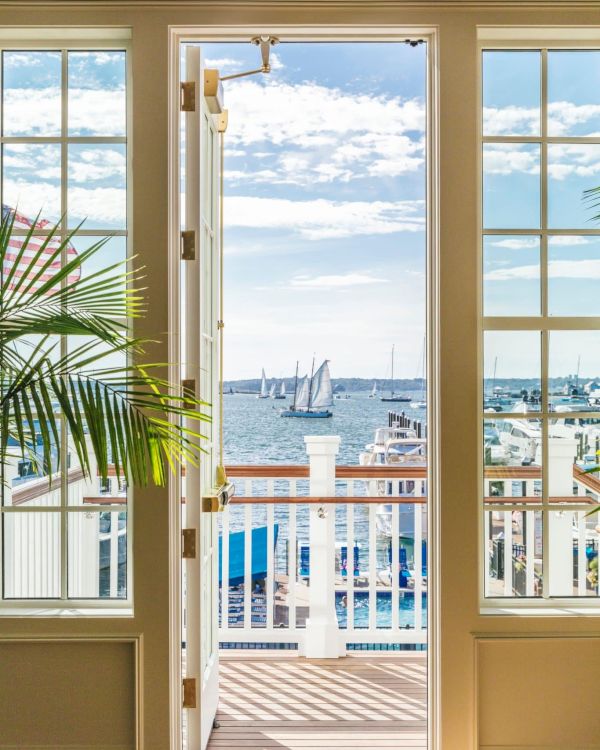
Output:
left=167, top=24, right=441, bottom=750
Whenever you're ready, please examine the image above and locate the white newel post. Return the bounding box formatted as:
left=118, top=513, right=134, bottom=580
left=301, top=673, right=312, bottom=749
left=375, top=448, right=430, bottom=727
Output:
left=303, top=435, right=342, bottom=658
left=548, top=437, right=578, bottom=596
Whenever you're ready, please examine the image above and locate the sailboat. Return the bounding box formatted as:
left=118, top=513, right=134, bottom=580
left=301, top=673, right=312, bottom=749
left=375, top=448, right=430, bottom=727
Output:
left=281, top=359, right=333, bottom=418
left=257, top=368, right=269, bottom=399
left=380, top=346, right=410, bottom=403
left=369, top=381, right=378, bottom=399
left=269, top=383, right=276, bottom=399
left=410, top=337, right=427, bottom=409
left=273, top=381, right=286, bottom=400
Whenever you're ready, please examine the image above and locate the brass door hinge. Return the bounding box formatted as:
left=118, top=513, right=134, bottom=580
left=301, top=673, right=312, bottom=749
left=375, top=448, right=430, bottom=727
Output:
left=182, top=677, right=197, bottom=709
left=182, top=528, right=196, bottom=559
left=180, top=81, right=196, bottom=112
left=202, top=495, right=220, bottom=513
left=181, top=230, right=196, bottom=261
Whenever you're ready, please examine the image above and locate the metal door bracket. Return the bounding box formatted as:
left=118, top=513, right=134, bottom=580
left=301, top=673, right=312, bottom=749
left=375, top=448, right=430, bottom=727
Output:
left=180, top=81, right=196, bottom=112
left=182, top=528, right=197, bottom=559
left=182, top=677, right=197, bottom=708
left=181, top=230, right=196, bottom=261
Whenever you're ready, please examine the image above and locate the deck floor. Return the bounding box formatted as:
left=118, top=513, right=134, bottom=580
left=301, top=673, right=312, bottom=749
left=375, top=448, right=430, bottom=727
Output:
left=207, top=651, right=427, bottom=750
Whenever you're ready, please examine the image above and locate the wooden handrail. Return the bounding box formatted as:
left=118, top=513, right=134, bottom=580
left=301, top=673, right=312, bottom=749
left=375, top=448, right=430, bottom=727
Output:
left=229, top=495, right=427, bottom=505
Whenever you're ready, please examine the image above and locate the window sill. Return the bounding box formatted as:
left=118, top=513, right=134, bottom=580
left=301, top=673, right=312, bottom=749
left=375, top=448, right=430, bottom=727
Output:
left=481, top=603, right=600, bottom=617
left=0, top=605, right=133, bottom=617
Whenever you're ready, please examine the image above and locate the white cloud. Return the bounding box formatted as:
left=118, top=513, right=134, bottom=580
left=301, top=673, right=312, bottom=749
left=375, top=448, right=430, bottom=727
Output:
left=288, top=272, right=388, bottom=289
left=548, top=101, right=600, bottom=136
left=69, top=148, right=126, bottom=183
left=224, top=196, right=425, bottom=240
left=3, top=52, right=43, bottom=68
left=548, top=236, right=593, bottom=246
left=3, top=88, right=125, bottom=137
left=483, top=106, right=539, bottom=136
left=222, top=78, right=425, bottom=185
left=490, top=238, right=539, bottom=249
left=205, top=57, right=243, bottom=70
left=485, top=259, right=600, bottom=281
left=483, top=143, right=539, bottom=175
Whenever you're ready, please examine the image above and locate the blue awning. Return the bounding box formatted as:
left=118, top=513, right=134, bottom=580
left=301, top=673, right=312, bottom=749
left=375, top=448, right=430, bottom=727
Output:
left=219, top=524, right=279, bottom=586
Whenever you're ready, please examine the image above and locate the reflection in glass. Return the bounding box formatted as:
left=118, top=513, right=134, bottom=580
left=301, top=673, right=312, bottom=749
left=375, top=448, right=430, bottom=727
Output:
left=484, top=418, right=543, bottom=473
left=548, top=144, right=600, bottom=229
left=548, top=331, right=600, bottom=410
left=483, top=50, right=540, bottom=136
left=68, top=51, right=126, bottom=137
left=68, top=511, right=127, bottom=598
left=483, top=144, right=540, bottom=229
left=548, top=51, right=600, bottom=137
left=484, top=330, right=542, bottom=412
left=548, top=236, right=600, bottom=317
left=68, top=144, right=126, bottom=230
left=3, top=512, right=61, bottom=598
left=2, top=51, right=61, bottom=137
left=483, top=235, right=540, bottom=316
left=3, top=144, right=61, bottom=225
left=485, top=508, right=542, bottom=597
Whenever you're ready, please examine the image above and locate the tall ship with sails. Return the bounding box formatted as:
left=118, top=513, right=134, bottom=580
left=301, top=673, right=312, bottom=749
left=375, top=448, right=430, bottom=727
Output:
left=281, top=359, right=333, bottom=418
left=257, top=368, right=269, bottom=399
left=381, top=345, right=410, bottom=403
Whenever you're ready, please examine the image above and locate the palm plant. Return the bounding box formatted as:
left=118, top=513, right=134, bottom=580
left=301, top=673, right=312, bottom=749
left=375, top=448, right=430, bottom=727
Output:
left=0, top=207, right=208, bottom=489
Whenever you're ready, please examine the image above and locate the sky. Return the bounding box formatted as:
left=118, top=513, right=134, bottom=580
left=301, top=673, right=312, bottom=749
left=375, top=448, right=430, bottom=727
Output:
left=483, top=50, right=600, bottom=380
left=194, top=41, right=428, bottom=381
left=4, top=47, right=600, bottom=382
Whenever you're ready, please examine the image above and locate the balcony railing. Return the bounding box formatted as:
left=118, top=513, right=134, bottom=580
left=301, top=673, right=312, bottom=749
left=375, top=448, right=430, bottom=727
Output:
left=219, top=436, right=427, bottom=657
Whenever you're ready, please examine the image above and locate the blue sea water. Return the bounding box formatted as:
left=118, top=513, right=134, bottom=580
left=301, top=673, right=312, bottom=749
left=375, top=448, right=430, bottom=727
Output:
left=221, top=392, right=428, bottom=633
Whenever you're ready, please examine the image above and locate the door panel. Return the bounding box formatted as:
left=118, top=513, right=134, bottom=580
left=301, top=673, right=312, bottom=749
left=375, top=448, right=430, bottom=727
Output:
left=183, top=45, right=220, bottom=750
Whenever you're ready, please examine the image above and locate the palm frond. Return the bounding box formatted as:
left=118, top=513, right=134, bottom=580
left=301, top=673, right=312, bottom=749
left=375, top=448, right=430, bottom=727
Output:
left=0, top=207, right=211, bottom=488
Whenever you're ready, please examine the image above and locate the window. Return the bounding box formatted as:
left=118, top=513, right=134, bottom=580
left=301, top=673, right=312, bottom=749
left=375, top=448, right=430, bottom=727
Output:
left=0, top=45, right=130, bottom=607
left=482, top=47, right=600, bottom=604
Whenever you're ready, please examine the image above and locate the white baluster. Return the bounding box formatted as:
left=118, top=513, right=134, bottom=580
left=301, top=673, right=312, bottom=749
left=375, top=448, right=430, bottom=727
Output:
left=504, top=510, right=513, bottom=596
left=346, top=495, right=355, bottom=633
left=391, top=503, right=399, bottom=630
left=525, top=509, right=536, bottom=597
left=222, top=504, right=230, bottom=629
left=244, top=489, right=252, bottom=630
left=414, top=502, right=423, bottom=633
left=578, top=511, right=587, bottom=597
left=304, top=435, right=341, bottom=659
left=288, top=480, right=297, bottom=630
left=266, top=480, right=275, bottom=630
left=368, top=503, right=377, bottom=631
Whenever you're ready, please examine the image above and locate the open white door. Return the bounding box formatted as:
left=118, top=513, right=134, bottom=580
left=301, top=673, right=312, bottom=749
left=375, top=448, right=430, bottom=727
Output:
left=183, top=45, right=221, bottom=750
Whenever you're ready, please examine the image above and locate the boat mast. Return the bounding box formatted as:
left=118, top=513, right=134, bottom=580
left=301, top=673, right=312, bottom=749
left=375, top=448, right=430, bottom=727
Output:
left=307, top=356, right=316, bottom=413
left=390, top=345, right=395, bottom=398
left=292, top=361, right=299, bottom=410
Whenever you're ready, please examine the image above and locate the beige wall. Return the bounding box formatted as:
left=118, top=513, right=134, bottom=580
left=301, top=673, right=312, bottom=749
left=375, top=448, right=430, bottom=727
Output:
left=0, top=3, right=600, bottom=749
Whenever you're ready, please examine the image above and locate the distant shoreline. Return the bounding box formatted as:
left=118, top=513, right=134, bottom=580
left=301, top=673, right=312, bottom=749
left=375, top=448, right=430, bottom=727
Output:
left=223, top=376, right=592, bottom=394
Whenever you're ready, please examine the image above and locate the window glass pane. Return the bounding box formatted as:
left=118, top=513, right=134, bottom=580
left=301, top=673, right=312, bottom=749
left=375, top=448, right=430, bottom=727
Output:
left=548, top=144, right=600, bottom=229
left=548, top=50, right=600, bottom=137
left=485, top=508, right=543, bottom=597
left=3, top=144, right=61, bottom=225
left=485, top=417, right=543, bottom=473
left=483, top=144, right=540, bottom=229
left=3, top=511, right=61, bottom=598
left=68, top=51, right=126, bottom=137
left=549, top=331, right=600, bottom=410
left=483, top=235, right=540, bottom=316
left=545, top=506, right=600, bottom=597
left=2, top=51, right=61, bottom=137
left=484, top=331, right=542, bottom=413
left=68, top=510, right=127, bottom=598
left=483, top=50, right=540, bottom=136
left=548, top=236, right=600, bottom=316
left=68, top=143, right=126, bottom=230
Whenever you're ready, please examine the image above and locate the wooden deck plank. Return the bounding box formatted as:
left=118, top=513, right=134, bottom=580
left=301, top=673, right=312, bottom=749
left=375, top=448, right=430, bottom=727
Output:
left=207, top=653, right=427, bottom=750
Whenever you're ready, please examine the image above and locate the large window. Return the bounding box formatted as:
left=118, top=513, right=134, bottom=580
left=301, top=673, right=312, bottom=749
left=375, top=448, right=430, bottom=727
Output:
left=0, top=45, right=130, bottom=607
left=482, top=47, right=600, bottom=604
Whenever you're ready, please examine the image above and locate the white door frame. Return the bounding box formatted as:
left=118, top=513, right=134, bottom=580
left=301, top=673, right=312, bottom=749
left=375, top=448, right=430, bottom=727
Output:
left=167, top=24, right=441, bottom=750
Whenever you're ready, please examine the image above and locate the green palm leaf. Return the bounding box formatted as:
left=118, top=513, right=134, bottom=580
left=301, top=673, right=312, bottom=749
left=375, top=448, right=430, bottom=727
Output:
left=0, top=208, right=209, bottom=489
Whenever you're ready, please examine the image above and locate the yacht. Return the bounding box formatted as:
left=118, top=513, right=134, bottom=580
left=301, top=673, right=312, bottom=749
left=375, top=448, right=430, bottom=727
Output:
left=380, top=345, right=410, bottom=402
left=257, top=368, right=269, bottom=399
left=281, top=359, right=333, bottom=418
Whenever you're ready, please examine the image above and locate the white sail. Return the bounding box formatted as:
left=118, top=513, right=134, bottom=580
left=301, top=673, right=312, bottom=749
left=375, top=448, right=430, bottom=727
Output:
left=310, top=360, right=333, bottom=409
left=259, top=368, right=268, bottom=397
left=371, top=381, right=377, bottom=397
left=280, top=381, right=286, bottom=397
left=295, top=376, right=310, bottom=409
left=269, top=383, right=276, bottom=398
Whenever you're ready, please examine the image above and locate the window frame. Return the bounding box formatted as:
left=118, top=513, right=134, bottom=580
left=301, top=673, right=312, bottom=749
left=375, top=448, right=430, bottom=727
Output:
left=0, top=36, right=133, bottom=615
left=479, top=37, right=600, bottom=614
